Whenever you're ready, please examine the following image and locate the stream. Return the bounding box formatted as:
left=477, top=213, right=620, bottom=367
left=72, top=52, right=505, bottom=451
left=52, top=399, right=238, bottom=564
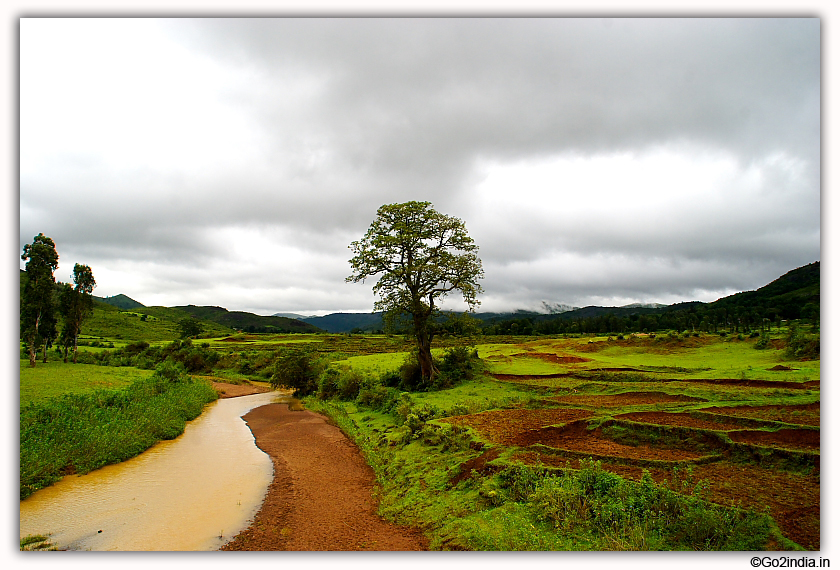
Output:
left=19, top=390, right=280, bottom=551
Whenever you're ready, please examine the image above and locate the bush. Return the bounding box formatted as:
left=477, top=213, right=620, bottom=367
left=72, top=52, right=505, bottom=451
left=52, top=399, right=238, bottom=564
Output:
left=153, top=360, right=189, bottom=383
left=436, top=346, right=483, bottom=389
left=356, top=384, right=401, bottom=412
left=123, top=341, right=150, bottom=356
left=270, top=350, right=323, bottom=397
left=336, top=367, right=364, bottom=400
left=785, top=324, right=820, bottom=360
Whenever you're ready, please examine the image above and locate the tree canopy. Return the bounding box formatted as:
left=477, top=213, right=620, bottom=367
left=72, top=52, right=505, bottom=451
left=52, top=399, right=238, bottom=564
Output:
left=58, top=264, right=96, bottom=362
left=20, top=233, right=59, bottom=367
left=347, top=201, right=483, bottom=382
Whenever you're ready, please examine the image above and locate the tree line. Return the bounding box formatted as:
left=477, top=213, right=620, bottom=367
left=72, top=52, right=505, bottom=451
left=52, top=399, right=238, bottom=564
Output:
left=481, top=302, right=817, bottom=337
left=20, top=233, right=96, bottom=366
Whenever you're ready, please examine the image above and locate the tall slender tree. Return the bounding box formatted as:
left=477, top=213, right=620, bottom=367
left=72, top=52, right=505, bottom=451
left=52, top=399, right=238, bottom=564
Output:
left=58, top=263, right=96, bottom=363
left=347, top=201, right=483, bottom=383
left=20, top=233, right=59, bottom=367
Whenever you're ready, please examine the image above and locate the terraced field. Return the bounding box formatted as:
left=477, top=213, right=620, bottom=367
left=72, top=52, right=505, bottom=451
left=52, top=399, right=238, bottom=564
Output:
left=439, top=335, right=820, bottom=549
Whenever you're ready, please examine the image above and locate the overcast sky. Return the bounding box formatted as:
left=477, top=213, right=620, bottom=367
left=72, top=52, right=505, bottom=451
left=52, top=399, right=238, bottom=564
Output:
left=18, top=17, right=820, bottom=316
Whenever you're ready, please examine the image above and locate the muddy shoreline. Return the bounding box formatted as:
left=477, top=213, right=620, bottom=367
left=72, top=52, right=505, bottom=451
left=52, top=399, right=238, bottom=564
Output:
left=219, top=394, right=427, bottom=551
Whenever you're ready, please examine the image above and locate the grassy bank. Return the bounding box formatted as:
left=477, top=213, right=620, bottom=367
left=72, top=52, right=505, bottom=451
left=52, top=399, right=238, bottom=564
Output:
left=20, top=362, right=218, bottom=499
left=20, top=360, right=154, bottom=407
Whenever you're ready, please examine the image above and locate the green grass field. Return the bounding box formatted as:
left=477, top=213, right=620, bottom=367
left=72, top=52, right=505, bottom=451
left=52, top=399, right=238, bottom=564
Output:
left=20, top=360, right=154, bottom=407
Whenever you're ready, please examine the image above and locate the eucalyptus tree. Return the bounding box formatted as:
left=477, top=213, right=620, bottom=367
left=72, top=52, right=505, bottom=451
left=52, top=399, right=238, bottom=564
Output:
left=58, top=263, right=96, bottom=363
left=347, top=201, right=483, bottom=383
left=20, top=233, right=59, bottom=367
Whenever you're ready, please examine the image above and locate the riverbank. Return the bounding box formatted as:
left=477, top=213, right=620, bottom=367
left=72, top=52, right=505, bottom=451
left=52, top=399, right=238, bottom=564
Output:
left=221, top=402, right=428, bottom=551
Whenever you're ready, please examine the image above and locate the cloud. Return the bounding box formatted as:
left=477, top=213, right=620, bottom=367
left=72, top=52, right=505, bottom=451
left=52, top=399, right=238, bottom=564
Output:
left=19, top=18, right=820, bottom=313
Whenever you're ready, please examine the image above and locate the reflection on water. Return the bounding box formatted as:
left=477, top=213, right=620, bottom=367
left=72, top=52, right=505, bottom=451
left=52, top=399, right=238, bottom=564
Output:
left=20, top=391, right=280, bottom=551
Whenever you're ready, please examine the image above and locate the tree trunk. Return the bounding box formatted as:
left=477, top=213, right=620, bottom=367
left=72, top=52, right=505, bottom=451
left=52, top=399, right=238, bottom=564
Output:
left=417, top=336, right=437, bottom=381
left=28, top=344, right=36, bottom=368
left=42, top=339, right=49, bottom=363
left=413, top=310, right=437, bottom=382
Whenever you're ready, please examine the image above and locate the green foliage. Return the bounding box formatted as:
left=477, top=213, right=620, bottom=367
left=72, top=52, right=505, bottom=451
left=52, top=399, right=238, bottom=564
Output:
left=785, top=324, right=820, bottom=360
left=270, top=349, right=324, bottom=396
left=435, top=346, right=483, bottom=389
left=494, top=460, right=773, bottom=550
left=20, top=233, right=60, bottom=365
left=20, top=534, right=58, bottom=551
left=179, top=316, right=204, bottom=339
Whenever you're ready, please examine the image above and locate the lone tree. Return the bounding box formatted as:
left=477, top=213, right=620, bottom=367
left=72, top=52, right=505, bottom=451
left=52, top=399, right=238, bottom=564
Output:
left=347, top=201, right=483, bottom=382
left=20, top=233, right=59, bottom=367
left=179, top=316, right=204, bottom=339
left=57, top=263, right=96, bottom=363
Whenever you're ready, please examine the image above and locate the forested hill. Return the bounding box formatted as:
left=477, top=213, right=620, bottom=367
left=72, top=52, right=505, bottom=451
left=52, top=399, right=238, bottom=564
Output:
left=706, top=261, right=819, bottom=316
left=483, top=261, right=819, bottom=336
left=174, top=305, right=322, bottom=334
left=95, top=294, right=144, bottom=310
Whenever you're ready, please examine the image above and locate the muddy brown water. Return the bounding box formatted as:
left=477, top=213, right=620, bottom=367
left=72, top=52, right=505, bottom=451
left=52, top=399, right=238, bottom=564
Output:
left=19, top=391, right=283, bottom=551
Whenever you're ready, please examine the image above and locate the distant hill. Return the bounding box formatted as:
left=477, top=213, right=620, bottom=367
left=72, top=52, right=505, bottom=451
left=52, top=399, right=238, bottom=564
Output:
left=707, top=261, right=819, bottom=319
left=95, top=294, right=145, bottom=310
left=84, top=300, right=234, bottom=342
left=301, top=312, right=385, bottom=333
left=273, top=312, right=310, bottom=320
left=479, top=261, right=819, bottom=335
left=176, top=305, right=322, bottom=334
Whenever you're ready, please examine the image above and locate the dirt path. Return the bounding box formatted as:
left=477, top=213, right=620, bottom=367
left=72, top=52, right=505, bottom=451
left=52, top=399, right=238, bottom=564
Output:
left=221, top=402, right=428, bottom=551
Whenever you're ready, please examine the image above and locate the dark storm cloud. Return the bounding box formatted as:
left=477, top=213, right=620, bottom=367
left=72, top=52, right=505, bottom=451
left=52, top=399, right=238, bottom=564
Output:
left=19, top=17, right=820, bottom=312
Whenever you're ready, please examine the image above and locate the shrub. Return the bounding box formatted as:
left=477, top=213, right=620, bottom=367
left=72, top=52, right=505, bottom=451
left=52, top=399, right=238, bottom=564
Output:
left=317, top=367, right=341, bottom=399
left=123, top=341, right=150, bottom=356
left=270, top=349, right=323, bottom=397
left=357, top=384, right=401, bottom=412
left=436, top=346, right=483, bottom=389
left=153, top=360, right=189, bottom=383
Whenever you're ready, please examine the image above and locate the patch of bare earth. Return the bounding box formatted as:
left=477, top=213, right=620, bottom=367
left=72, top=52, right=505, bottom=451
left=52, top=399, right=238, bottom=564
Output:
left=550, top=391, right=706, bottom=407
left=664, top=378, right=812, bottom=390
left=512, top=420, right=706, bottom=462
left=442, top=408, right=593, bottom=446
left=206, top=380, right=270, bottom=398
left=616, top=411, right=756, bottom=431
left=490, top=373, right=573, bottom=382
left=702, top=403, right=820, bottom=426
left=528, top=353, right=592, bottom=364
left=221, top=403, right=427, bottom=551
left=728, top=428, right=820, bottom=450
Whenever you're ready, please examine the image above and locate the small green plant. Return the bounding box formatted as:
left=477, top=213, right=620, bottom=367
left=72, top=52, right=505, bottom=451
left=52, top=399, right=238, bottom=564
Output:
left=20, top=534, right=57, bottom=551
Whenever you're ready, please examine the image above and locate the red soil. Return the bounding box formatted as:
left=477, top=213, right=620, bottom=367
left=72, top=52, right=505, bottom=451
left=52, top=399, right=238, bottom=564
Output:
left=450, top=449, right=502, bottom=486
left=528, top=353, right=592, bottom=364
left=616, top=411, right=749, bottom=431
left=491, top=373, right=573, bottom=382
left=702, top=403, right=820, bottom=426
left=221, top=403, right=427, bottom=551
left=442, top=408, right=593, bottom=446
left=664, top=378, right=812, bottom=390
left=513, top=420, right=706, bottom=462
left=728, top=428, right=820, bottom=450
left=207, top=380, right=270, bottom=398
left=550, top=391, right=707, bottom=407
